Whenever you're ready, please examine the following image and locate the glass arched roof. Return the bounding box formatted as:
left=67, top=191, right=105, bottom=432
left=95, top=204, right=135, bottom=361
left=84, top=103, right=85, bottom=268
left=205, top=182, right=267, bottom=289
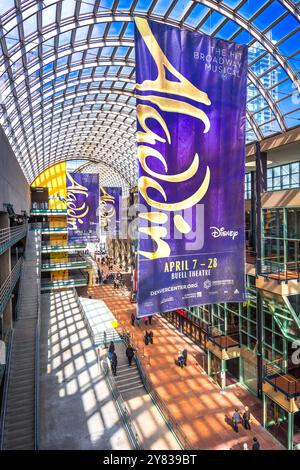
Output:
left=0, top=0, right=300, bottom=184
left=75, top=160, right=130, bottom=195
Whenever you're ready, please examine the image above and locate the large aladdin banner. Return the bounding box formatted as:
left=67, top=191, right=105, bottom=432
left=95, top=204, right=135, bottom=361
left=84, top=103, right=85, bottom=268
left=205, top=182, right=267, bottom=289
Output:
left=66, top=172, right=99, bottom=243
left=135, top=18, right=248, bottom=317
left=100, top=187, right=122, bottom=234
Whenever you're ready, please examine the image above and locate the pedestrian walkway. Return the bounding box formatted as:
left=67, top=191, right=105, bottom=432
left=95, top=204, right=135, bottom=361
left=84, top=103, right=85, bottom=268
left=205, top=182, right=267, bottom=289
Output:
left=39, top=289, right=130, bottom=450
left=80, top=285, right=285, bottom=450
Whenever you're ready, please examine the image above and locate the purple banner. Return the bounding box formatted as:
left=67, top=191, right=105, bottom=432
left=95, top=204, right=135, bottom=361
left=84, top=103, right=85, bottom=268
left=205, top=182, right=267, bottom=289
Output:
left=100, top=187, right=122, bottom=234
left=135, top=18, right=247, bottom=317
left=66, top=172, right=99, bottom=243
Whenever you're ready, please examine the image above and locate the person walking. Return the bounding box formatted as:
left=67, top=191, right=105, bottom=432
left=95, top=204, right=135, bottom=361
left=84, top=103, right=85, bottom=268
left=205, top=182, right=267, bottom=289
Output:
left=131, top=312, right=135, bottom=327
left=144, top=330, right=149, bottom=346
left=232, top=408, right=242, bottom=433
left=136, top=316, right=141, bottom=328
left=148, top=315, right=153, bottom=325
left=149, top=330, right=153, bottom=344
left=243, top=406, right=252, bottom=430
left=111, top=352, right=118, bottom=376
left=108, top=341, right=115, bottom=361
left=126, top=345, right=136, bottom=367
left=182, top=349, right=188, bottom=366
left=177, top=351, right=184, bottom=368
left=252, top=437, right=260, bottom=450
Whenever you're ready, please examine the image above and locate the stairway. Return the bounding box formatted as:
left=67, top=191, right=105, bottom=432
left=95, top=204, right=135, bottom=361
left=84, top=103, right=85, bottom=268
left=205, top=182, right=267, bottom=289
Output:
left=113, top=342, right=145, bottom=400
left=1, top=230, right=41, bottom=449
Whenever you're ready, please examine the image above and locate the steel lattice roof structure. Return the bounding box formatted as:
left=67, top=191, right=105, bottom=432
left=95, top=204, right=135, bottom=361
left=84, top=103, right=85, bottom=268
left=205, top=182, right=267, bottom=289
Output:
left=0, top=0, right=300, bottom=188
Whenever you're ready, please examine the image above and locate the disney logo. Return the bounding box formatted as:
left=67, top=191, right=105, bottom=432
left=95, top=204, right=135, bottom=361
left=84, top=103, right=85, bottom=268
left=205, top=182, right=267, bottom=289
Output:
left=210, top=226, right=239, bottom=240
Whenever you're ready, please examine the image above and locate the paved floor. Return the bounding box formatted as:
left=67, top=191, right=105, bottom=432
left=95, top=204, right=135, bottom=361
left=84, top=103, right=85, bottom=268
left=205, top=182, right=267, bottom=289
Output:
left=80, top=285, right=285, bottom=451
left=39, top=289, right=131, bottom=450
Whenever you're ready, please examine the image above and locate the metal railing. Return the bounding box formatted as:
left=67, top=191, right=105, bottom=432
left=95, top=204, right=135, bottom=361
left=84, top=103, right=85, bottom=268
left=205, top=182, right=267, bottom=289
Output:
left=30, top=208, right=67, bottom=215
left=134, top=352, right=194, bottom=450
left=34, top=235, right=42, bottom=450
left=0, top=258, right=23, bottom=315
left=0, top=224, right=28, bottom=255
left=0, top=329, right=14, bottom=450
left=258, top=258, right=300, bottom=283
left=98, top=317, right=193, bottom=449
left=264, top=358, right=300, bottom=399
left=41, top=255, right=88, bottom=270
left=30, top=222, right=67, bottom=231
left=41, top=271, right=89, bottom=289
left=207, top=329, right=241, bottom=350
left=41, top=241, right=86, bottom=251
left=100, top=358, right=143, bottom=450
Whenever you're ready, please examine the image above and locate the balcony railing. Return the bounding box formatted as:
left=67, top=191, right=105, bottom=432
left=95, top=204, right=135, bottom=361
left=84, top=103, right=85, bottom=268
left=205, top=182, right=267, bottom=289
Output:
left=259, top=258, right=300, bottom=283
left=264, top=358, right=300, bottom=399
left=41, top=242, right=86, bottom=252
left=207, top=327, right=240, bottom=350
left=30, top=208, right=67, bottom=216
left=0, top=224, right=28, bottom=255
left=30, top=222, right=67, bottom=232
left=41, top=271, right=88, bottom=290
left=0, top=258, right=23, bottom=314
left=41, top=255, right=88, bottom=271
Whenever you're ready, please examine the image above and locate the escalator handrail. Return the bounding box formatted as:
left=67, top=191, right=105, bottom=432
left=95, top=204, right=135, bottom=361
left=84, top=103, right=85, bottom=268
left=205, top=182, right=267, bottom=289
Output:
left=0, top=329, right=14, bottom=450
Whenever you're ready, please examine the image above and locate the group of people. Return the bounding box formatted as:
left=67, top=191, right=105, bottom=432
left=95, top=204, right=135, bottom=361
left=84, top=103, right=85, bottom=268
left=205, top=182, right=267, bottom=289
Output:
left=231, top=407, right=260, bottom=450
left=107, top=341, right=137, bottom=376
left=176, top=349, right=188, bottom=368
left=144, top=330, right=154, bottom=345
left=96, top=266, right=124, bottom=287
left=113, top=273, right=123, bottom=289
left=130, top=313, right=153, bottom=328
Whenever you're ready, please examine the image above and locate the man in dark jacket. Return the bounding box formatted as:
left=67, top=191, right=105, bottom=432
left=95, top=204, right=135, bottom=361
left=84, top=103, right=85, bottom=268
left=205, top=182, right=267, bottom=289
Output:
left=182, top=349, right=188, bottom=366
left=232, top=409, right=241, bottom=433
left=111, top=352, right=118, bottom=376
left=243, top=406, right=251, bottom=430
left=252, top=437, right=260, bottom=450
left=126, top=345, right=136, bottom=366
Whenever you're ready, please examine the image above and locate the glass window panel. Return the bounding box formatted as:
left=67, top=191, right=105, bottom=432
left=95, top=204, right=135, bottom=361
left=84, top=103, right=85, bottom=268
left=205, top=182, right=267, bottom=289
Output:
left=252, top=1, right=286, bottom=30
left=23, top=14, right=37, bottom=37
left=61, top=0, right=75, bottom=19
left=217, top=20, right=240, bottom=40
left=92, top=23, right=106, bottom=38
left=109, top=21, right=124, bottom=36
left=42, top=4, right=57, bottom=27
left=278, top=31, right=300, bottom=57
left=134, top=0, right=153, bottom=13
left=0, top=0, right=15, bottom=15
left=152, top=0, right=174, bottom=16
left=285, top=110, right=300, bottom=128
left=169, top=0, right=193, bottom=22
left=75, top=26, right=89, bottom=42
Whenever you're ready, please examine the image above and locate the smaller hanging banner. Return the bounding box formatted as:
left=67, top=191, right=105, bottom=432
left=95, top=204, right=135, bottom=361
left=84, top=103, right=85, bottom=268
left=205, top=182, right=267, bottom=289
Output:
left=100, top=187, right=122, bottom=235
left=66, top=172, right=99, bottom=243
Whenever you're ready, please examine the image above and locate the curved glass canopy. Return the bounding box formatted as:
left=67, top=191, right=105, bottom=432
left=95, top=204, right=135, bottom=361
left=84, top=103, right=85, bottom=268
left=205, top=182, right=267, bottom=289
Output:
left=0, top=0, right=300, bottom=184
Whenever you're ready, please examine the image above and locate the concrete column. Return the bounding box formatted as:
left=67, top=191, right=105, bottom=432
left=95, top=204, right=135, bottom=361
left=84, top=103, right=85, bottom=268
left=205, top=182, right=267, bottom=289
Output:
left=0, top=214, right=12, bottom=334
left=288, top=412, right=293, bottom=450
left=2, top=300, right=12, bottom=335
left=262, top=393, right=267, bottom=428
left=221, top=359, right=226, bottom=391
left=207, top=350, right=211, bottom=376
